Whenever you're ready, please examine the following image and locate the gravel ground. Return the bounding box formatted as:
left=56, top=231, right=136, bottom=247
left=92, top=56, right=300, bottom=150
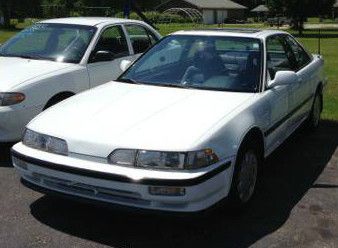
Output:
left=0, top=120, right=337, bottom=248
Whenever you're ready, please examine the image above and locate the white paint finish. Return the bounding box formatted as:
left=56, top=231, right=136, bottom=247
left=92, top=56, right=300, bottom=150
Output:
left=0, top=57, right=75, bottom=91
left=12, top=30, right=327, bottom=212
left=202, top=10, right=228, bottom=24
left=0, top=105, right=42, bottom=141
left=13, top=142, right=235, bottom=212
left=40, top=17, right=148, bottom=27
left=202, top=10, right=214, bottom=24
left=0, top=18, right=161, bottom=142
left=173, top=29, right=291, bottom=39
left=87, top=54, right=138, bottom=88
left=217, top=10, right=228, bottom=23
left=28, top=82, right=253, bottom=157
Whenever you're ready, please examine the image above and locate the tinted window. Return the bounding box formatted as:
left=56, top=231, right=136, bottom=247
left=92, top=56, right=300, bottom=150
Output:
left=93, top=25, right=129, bottom=60
left=120, top=35, right=263, bottom=93
left=136, top=39, right=187, bottom=72
left=266, top=35, right=297, bottom=79
left=285, top=35, right=312, bottom=70
left=125, top=25, right=157, bottom=54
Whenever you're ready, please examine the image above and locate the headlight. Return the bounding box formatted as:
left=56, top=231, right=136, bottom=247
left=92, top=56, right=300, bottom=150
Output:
left=0, top=92, right=25, bottom=106
left=108, top=149, right=136, bottom=166
left=23, top=129, right=68, bottom=156
left=137, top=150, right=186, bottom=169
left=108, top=149, right=219, bottom=170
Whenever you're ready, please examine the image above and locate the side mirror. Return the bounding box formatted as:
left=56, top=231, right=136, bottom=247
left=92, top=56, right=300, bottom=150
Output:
left=90, top=50, right=114, bottom=63
left=268, top=71, right=298, bottom=88
left=120, top=59, right=132, bottom=72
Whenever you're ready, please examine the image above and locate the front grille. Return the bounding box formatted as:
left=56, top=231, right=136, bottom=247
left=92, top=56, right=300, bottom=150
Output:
left=30, top=173, right=151, bottom=206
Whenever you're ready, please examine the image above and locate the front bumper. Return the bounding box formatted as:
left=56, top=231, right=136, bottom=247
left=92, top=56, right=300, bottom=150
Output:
left=0, top=105, right=42, bottom=142
left=12, top=143, right=235, bottom=212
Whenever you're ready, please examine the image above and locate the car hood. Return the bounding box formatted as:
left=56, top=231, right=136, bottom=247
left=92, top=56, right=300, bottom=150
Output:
left=28, top=82, right=254, bottom=157
left=0, top=57, right=75, bottom=91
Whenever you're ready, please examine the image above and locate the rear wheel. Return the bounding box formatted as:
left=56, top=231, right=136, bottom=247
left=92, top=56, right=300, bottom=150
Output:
left=229, top=141, right=260, bottom=207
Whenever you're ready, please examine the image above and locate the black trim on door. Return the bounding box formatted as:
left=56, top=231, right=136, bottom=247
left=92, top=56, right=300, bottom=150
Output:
left=264, top=94, right=314, bottom=137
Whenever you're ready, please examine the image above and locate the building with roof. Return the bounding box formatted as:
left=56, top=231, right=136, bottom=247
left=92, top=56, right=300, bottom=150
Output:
left=251, top=4, right=269, bottom=21
left=251, top=5, right=269, bottom=14
left=156, top=0, right=247, bottom=24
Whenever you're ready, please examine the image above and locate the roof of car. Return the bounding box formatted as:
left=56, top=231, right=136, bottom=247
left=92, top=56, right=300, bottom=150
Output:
left=172, top=28, right=288, bottom=38
left=40, top=17, right=146, bottom=27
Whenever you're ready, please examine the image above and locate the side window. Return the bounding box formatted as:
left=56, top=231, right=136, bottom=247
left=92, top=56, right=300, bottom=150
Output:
left=93, top=25, right=129, bottom=60
left=285, top=35, right=312, bottom=70
left=266, top=36, right=296, bottom=80
left=125, top=25, right=156, bottom=54
left=147, top=30, right=159, bottom=44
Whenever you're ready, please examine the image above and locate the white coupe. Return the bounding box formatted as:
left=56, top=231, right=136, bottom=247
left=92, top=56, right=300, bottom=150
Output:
left=12, top=29, right=326, bottom=212
left=0, top=17, right=161, bottom=142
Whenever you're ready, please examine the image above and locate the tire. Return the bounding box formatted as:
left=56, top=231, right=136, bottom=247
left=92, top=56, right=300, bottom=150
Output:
left=307, top=90, right=322, bottom=131
left=228, top=140, right=261, bottom=208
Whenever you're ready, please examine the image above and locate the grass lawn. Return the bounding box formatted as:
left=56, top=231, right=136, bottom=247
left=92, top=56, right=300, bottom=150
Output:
left=0, top=30, right=19, bottom=44
left=0, top=22, right=337, bottom=120
left=307, top=17, right=338, bottom=24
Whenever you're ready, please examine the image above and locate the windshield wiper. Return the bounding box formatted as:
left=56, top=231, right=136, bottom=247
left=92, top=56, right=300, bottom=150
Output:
left=118, top=78, right=143, bottom=85
left=118, top=79, right=194, bottom=89
left=0, top=53, right=54, bottom=61
left=17, top=54, right=55, bottom=61
left=156, top=82, right=193, bottom=89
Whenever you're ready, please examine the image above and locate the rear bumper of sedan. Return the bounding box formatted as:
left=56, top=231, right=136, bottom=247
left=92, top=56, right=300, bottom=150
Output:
left=12, top=143, right=235, bottom=212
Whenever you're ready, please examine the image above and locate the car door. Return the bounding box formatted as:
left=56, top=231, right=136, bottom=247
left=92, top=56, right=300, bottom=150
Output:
left=284, top=35, right=314, bottom=129
left=263, top=35, right=299, bottom=154
left=86, top=25, right=134, bottom=88
left=124, top=24, right=159, bottom=60
left=285, top=35, right=316, bottom=119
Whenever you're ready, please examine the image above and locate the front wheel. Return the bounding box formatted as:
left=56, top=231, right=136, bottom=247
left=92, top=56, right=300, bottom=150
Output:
left=229, top=142, right=260, bottom=207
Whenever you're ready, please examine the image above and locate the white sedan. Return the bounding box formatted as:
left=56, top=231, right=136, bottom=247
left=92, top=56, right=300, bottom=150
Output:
left=12, top=29, right=326, bottom=212
left=0, top=17, right=161, bottom=142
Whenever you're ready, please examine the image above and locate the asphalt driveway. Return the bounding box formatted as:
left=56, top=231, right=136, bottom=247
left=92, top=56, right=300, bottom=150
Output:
left=0, top=120, right=337, bottom=248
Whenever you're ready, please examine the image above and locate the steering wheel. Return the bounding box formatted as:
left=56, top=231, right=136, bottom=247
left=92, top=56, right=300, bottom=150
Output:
left=181, top=66, right=204, bottom=85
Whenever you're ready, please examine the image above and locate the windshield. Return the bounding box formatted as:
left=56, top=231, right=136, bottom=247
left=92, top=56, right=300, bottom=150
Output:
left=120, top=35, right=263, bottom=92
left=0, top=23, right=97, bottom=63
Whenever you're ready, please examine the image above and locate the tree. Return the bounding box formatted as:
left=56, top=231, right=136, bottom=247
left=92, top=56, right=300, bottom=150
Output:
left=268, top=0, right=335, bottom=35
left=0, top=0, right=17, bottom=27
left=0, top=0, right=41, bottom=28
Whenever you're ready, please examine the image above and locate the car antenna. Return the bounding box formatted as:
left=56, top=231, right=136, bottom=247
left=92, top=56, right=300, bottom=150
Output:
left=318, top=28, right=321, bottom=55
left=317, top=6, right=321, bottom=55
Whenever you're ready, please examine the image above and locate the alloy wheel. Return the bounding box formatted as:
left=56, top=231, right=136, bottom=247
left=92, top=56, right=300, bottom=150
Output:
left=237, top=150, right=258, bottom=203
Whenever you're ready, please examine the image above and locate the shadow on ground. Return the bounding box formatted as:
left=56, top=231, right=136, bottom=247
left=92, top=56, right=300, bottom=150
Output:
left=29, top=120, right=338, bottom=248
left=0, top=143, right=14, bottom=166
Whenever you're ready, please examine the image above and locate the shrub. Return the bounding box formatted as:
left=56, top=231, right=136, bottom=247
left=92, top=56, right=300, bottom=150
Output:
left=115, top=11, right=192, bottom=23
